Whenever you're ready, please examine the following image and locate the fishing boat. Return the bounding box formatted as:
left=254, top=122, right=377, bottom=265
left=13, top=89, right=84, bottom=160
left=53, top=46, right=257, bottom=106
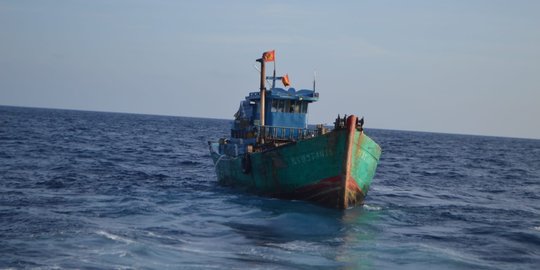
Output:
left=209, top=51, right=381, bottom=209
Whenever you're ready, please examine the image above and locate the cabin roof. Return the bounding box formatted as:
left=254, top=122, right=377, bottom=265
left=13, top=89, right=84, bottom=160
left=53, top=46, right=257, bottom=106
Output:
left=246, top=87, right=319, bottom=102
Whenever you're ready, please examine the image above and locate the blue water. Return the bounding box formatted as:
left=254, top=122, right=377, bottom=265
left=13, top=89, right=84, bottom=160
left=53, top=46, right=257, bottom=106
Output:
left=1, top=105, right=539, bottom=269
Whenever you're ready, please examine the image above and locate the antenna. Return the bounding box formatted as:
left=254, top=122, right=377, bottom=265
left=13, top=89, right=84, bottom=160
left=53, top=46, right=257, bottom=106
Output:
left=254, top=64, right=272, bottom=88
left=313, top=70, right=317, bottom=92
left=272, top=69, right=276, bottom=89
left=253, top=64, right=261, bottom=72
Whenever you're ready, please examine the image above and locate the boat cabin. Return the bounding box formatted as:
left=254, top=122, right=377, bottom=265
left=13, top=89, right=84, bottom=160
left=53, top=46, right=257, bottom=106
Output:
left=231, top=87, right=319, bottom=141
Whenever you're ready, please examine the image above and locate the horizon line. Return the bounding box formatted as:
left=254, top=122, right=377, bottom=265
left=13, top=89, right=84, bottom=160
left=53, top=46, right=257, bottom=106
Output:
left=1, top=104, right=539, bottom=141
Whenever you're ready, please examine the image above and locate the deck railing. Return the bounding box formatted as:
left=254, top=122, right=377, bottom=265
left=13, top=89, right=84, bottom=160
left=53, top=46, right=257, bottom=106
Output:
left=256, top=125, right=322, bottom=141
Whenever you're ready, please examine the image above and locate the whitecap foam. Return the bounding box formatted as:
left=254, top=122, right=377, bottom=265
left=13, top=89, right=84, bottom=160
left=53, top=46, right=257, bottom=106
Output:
left=363, top=204, right=382, bottom=211
left=266, top=240, right=322, bottom=253
left=533, top=226, right=540, bottom=232
left=96, top=230, right=134, bottom=244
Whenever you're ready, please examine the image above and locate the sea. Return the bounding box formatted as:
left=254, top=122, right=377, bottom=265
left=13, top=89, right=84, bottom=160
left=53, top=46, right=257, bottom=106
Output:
left=1, top=105, right=539, bottom=269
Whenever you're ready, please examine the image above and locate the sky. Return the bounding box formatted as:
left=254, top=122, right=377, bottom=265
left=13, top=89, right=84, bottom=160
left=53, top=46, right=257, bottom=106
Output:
left=1, top=0, right=539, bottom=139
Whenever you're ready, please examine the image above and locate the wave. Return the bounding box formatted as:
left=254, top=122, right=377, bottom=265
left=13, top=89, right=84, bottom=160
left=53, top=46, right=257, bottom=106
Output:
left=95, top=230, right=134, bottom=244
left=180, top=160, right=202, bottom=166
left=36, top=179, right=66, bottom=189
left=3, top=106, right=540, bottom=269
left=266, top=240, right=323, bottom=253
left=363, top=204, right=382, bottom=211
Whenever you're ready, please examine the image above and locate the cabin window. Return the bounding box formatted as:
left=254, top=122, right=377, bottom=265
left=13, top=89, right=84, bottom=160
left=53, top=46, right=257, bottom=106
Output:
left=291, top=100, right=300, bottom=113
left=284, top=100, right=290, bottom=113
left=271, top=100, right=278, bottom=112
left=300, top=101, right=308, bottom=113
left=271, top=99, right=307, bottom=113
left=289, top=100, right=294, bottom=113
left=277, top=100, right=285, bottom=112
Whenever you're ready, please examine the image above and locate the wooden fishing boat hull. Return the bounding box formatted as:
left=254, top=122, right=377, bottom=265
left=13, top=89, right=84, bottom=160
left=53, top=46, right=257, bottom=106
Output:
left=210, top=116, right=381, bottom=209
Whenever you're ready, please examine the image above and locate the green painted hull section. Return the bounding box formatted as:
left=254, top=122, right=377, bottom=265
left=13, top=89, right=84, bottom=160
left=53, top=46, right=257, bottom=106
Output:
left=210, top=129, right=381, bottom=209
left=350, top=130, right=382, bottom=197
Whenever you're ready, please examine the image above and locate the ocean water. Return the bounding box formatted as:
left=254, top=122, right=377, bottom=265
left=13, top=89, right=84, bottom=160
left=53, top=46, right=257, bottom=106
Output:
left=1, top=105, right=539, bottom=269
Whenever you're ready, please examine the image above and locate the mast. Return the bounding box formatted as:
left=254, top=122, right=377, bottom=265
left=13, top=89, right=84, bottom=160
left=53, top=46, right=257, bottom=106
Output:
left=256, top=57, right=266, bottom=143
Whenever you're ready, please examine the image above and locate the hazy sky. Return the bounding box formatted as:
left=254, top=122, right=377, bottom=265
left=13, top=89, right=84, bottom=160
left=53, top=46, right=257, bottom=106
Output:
left=1, top=0, right=539, bottom=139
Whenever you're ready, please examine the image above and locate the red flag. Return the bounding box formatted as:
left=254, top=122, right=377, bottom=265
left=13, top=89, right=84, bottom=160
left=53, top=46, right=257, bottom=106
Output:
left=282, top=74, right=290, bottom=87
left=262, top=50, right=275, bottom=62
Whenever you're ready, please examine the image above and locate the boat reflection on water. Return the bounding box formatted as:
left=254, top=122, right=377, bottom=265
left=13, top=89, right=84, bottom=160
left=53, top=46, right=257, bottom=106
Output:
left=334, top=206, right=382, bottom=269
left=223, top=199, right=382, bottom=269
